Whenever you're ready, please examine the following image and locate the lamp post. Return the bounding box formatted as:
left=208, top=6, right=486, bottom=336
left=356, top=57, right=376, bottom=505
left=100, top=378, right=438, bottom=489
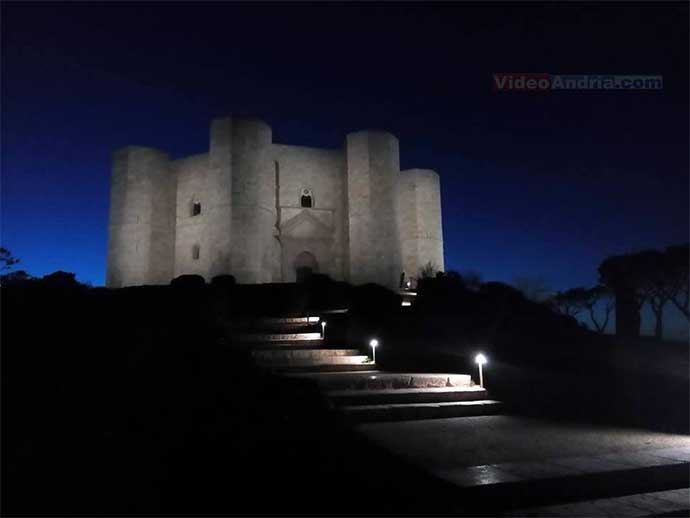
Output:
left=370, top=339, right=379, bottom=364
left=475, top=353, right=487, bottom=388
left=321, top=321, right=326, bottom=339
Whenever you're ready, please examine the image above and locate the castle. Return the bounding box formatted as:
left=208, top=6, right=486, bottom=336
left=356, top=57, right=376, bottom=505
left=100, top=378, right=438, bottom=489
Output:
left=106, top=117, right=444, bottom=290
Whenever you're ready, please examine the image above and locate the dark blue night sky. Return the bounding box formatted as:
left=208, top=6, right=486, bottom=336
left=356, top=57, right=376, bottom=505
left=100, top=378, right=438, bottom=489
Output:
left=2, top=3, right=688, bottom=301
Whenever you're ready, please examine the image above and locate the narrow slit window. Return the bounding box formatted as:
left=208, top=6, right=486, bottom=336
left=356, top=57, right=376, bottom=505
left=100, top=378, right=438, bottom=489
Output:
left=192, top=201, right=201, bottom=216
left=192, top=244, right=200, bottom=260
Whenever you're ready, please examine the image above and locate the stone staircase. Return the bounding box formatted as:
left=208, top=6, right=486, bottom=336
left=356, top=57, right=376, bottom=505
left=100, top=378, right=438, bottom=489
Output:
left=399, top=288, right=417, bottom=307
left=232, top=315, right=502, bottom=422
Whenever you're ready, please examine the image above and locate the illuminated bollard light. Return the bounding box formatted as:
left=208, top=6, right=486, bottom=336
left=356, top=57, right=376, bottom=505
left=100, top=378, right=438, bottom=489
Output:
left=370, top=338, right=379, bottom=364
left=475, top=353, right=487, bottom=388
left=321, top=321, right=326, bottom=339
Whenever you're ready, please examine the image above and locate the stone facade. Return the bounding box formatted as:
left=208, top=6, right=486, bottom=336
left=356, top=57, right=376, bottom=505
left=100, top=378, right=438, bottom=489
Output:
left=106, top=116, right=444, bottom=290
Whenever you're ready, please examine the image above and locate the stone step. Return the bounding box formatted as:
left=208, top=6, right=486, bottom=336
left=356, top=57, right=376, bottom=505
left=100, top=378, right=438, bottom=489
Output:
left=399, top=290, right=417, bottom=307
left=252, top=348, right=361, bottom=362
left=289, top=371, right=473, bottom=391
left=268, top=363, right=378, bottom=373
left=229, top=316, right=322, bottom=331
left=235, top=332, right=322, bottom=343
left=235, top=324, right=322, bottom=335
left=233, top=316, right=322, bottom=326
left=328, top=386, right=489, bottom=406
left=248, top=342, right=346, bottom=350
left=341, top=400, right=503, bottom=423
left=256, top=354, right=371, bottom=368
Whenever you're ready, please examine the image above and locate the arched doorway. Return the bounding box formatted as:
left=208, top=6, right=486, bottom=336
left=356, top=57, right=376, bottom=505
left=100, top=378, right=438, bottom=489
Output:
left=294, top=251, right=318, bottom=282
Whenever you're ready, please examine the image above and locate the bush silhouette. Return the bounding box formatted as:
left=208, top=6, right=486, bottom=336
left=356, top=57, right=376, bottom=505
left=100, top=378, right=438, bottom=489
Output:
left=170, top=274, right=206, bottom=289
left=210, top=274, right=237, bottom=289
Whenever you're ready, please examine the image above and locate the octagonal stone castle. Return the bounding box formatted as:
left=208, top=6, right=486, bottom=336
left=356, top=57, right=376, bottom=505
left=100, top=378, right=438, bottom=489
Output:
left=106, top=116, right=444, bottom=290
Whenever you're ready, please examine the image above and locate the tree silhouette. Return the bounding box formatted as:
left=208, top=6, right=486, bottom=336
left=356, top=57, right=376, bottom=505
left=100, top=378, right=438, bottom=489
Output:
left=582, top=285, right=614, bottom=334
left=600, top=245, right=688, bottom=339
left=550, top=286, right=614, bottom=334
left=0, top=247, right=19, bottom=272
left=634, top=250, right=675, bottom=340
left=599, top=253, right=646, bottom=338
left=666, top=244, right=689, bottom=321
left=0, top=270, right=32, bottom=284
left=549, top=287, right=589, bottom=318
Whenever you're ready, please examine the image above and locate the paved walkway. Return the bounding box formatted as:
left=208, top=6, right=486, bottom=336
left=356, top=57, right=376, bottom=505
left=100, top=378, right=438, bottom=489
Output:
left=506, top=488, right=689, bottom=517
left=357, top=416, right=690, bottom=515
left=434, top=445, right=690, bottom=488
left=357, top=415, right=690, bottom=469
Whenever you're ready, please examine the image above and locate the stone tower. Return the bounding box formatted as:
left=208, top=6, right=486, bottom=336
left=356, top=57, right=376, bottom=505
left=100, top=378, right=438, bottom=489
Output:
left=106, top=116, right=444, bottom=290
left=345, top=131, right=403, bottom=289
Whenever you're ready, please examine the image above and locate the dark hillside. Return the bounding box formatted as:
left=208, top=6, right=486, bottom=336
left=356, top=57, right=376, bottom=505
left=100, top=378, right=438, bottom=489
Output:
left=1, top=278, right=446, bottom=515
left=375, top=276, right=689, bottom=434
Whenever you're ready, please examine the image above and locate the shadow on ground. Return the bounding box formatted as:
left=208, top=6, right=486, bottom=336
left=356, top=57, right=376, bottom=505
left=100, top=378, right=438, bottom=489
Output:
left=2, top=279, right=457, bottom=514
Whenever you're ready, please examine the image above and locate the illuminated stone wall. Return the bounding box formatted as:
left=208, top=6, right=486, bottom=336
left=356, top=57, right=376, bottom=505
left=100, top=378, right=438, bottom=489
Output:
left=172, top=151, right=211, bottom=278
left=397, top=169, right=445, bottom=283
left=345, top=131, right=403, bottom=289
left=107, top=146, right=175, bottom=287
left=106, top=117, right=444, bottom=290
left=227, top=118, right=275, bottom=284
left=272, top=143, right=347, bottom=282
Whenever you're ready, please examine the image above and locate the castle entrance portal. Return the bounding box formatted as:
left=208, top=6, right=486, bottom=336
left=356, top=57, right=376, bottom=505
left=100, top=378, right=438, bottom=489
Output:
left=295, top=251, right=319, bottom=282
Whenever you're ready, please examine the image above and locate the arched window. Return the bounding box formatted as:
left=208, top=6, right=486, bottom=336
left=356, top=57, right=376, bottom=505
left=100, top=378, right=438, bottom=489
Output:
left=192, top=244, right=200, bottom=260
left=191, top=201, right=201, bottom=217
left=300, top=189, right=313, bottom=208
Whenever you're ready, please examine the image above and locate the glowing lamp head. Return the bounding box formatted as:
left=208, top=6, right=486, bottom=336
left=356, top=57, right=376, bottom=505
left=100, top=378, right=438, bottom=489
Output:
left=369, top=339, right=379, bottom=348
left=475, top=353, right=487, bottom=366
left=321, top=321, right=326, bottom=328
left=406, top=281, right=411, bottom=288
